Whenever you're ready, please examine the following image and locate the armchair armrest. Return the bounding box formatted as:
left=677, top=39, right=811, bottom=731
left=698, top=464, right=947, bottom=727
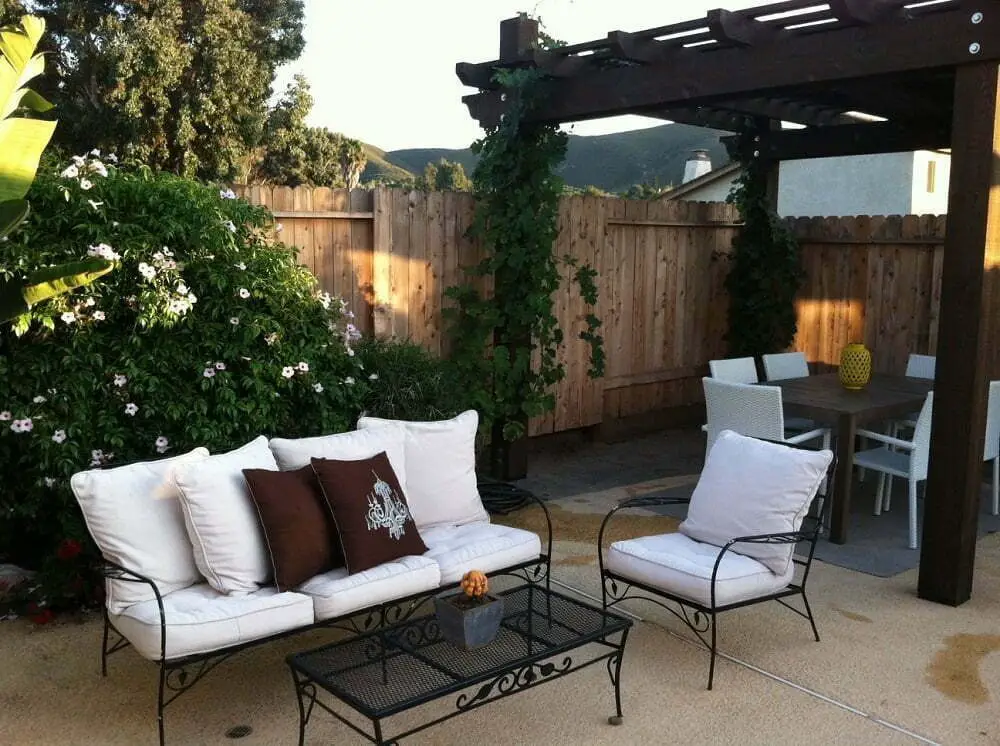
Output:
left=855, top=429, right=915, bottom=450
left=598, top=494, right=691, bottom=559
left=785, top=427, right=829, bottom=446
left=706, top=528, right=816, bottom=609
left=99, top=559, right=168, bottom=661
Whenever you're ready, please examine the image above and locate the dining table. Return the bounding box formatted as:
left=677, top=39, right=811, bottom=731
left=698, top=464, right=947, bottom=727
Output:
left=769, top=372, right=934, bottom=544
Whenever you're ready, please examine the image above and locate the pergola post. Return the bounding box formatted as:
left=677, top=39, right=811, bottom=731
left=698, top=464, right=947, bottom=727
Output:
left=918, top=62, right=1000, bottom=605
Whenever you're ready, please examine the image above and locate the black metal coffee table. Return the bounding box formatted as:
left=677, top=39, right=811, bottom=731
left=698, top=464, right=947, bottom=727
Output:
left=287, top=584, right=632, bottom=745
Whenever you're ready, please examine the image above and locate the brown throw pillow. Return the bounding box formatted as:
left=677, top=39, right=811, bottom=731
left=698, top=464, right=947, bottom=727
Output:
left=242, top=465, right=341, bottom=591
left=310, top=452, right=427, bottom=574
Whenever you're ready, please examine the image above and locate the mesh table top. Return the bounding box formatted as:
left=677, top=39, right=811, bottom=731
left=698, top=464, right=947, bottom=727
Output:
left=287, top=584, right=631, bottom=719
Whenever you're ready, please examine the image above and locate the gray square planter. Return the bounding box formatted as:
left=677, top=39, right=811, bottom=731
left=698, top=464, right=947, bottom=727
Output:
left=434, top=592, right=504, bottom=650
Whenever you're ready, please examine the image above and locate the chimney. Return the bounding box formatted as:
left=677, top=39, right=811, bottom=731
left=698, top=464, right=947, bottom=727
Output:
left=682, top=149, right=712, bottom=183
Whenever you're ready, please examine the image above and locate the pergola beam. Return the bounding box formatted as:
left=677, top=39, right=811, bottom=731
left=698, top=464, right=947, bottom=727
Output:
left=828, top=0, right=906, bottom=24
left=919, top=62, right=1000, bottom=606
left=706, top=8, right=779, bottom=46
left=461, top=10, right=1000, bottom=128
left=726, top=119, right=952, bottom=160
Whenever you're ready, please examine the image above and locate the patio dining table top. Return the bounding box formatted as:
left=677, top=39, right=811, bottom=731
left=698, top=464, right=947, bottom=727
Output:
left=767, top=372, right=933, bottom=544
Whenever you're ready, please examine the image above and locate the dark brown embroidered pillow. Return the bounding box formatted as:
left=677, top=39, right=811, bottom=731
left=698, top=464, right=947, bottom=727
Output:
left=310, top=452, right=427, bottom=574
left=242, top=465, right=341, bottom=591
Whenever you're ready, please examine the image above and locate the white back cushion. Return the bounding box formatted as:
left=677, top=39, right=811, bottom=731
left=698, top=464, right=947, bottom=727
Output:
left=357, top=410, right=489, bottom=531
left=679, top=430, right=832, bottom=575
left=71, top=447, right=209, bottom=614
left=267, top=427, right=407, bottom=486
left=174, top=436, right=277, bottom=594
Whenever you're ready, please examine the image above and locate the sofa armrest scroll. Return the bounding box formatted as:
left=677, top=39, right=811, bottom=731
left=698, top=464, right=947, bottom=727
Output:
left=99, top=559, right=168, bottom=661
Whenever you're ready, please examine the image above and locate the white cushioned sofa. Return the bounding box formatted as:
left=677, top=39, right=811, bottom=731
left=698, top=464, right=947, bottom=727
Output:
left=71, top=411, right=550, bottom=746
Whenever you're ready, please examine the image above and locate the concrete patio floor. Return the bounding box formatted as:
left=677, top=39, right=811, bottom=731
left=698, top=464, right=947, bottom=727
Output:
left=1, top=428, right=998, bottom=745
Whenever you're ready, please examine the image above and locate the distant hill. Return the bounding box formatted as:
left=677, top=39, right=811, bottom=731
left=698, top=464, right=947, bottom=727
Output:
left=360, top=143, right=416, bottom=184
left=366, top=123, right=733, bottom=194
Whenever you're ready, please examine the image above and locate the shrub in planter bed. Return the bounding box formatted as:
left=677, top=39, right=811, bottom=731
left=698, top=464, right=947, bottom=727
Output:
left=0, top=158, right=370, bottom=615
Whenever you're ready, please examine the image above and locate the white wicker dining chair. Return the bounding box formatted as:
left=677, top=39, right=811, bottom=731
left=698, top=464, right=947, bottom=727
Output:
left=708, top=357, right=759, bottom=384
left=702, top=378, right=832, bottom=507
left=762, top=352, right=810, bottom=381
left=854, top=392, right=933, bottom=549
left=905, top=354, right=936, bottom=380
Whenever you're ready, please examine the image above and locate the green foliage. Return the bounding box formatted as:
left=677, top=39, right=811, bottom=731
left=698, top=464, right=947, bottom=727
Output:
left=0, top=160, right=369, bottom=611
left=421, top=158, right=471, bottom=192
left=444, top=65, right=603, bottom=445
left=27, top=0, right=305, bottom=181
left=725, top=140, right=804, bottom=356
left=252, top=75, right=367, bottom=188
left=620, top=180, right=673, bottom=200
left=1, top=257, right=114, bottom=323
left=355, top=337, right=464, bottom=422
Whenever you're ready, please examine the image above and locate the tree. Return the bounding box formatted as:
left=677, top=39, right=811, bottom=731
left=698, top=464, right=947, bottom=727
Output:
left=419, top=158, right=471, bottom=192
left=25, top=0, right=305, bottom=181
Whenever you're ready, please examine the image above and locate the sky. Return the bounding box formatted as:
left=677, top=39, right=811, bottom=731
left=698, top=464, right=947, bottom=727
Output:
left=274, top=0, right=763, bottom=152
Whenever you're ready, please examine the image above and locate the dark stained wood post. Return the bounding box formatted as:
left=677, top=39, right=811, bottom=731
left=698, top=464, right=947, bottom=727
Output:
left=499, top=15, right=538, bottom=63
left=918, top=62, right=1000, bottom=606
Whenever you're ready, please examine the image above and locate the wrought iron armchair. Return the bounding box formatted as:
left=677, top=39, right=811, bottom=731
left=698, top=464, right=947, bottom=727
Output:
left=596, top=441, right=836, bottom=690
left=99, top=489, right=552, bottom=746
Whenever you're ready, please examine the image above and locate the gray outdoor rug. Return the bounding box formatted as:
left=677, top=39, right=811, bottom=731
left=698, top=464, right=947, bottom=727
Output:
left=644, top=476, right=1000, bottom=578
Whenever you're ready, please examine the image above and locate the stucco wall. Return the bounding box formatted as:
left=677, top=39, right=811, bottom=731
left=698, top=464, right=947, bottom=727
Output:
left=777, top=153, right=915, bottom=217
left=909, top=151, right=951, bottom=215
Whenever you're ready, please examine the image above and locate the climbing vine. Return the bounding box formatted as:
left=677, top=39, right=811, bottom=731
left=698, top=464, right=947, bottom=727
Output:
left=444, top=59, right=604, bottom=451
left=725, top=132, right=805, bottom=357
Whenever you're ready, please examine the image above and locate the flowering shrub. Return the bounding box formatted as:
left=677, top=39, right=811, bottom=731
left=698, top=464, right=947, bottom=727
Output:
left=0, top=154, right=369, bottom=615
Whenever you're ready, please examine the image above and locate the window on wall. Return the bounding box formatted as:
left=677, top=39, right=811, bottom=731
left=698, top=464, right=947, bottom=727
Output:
left=926, top=160, right=937, bottom=193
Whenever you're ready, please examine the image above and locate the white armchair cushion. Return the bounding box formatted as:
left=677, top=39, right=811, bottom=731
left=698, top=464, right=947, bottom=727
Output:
left=174, top=436, right=278, bottom=594
left=420, top=523, right=542, bottom=584
left=267, top=427, right=407, bottom=486
left=298, top=555, right=440, bottom=620
left=357, top=410, right=489, bottom=531
left=606, top=533, right=794, bottom=607
left=111, top=584, right=314, bottom=660
left=679, top=430, right=832, bottom=575
left=71, top=448, right=210, bottom=614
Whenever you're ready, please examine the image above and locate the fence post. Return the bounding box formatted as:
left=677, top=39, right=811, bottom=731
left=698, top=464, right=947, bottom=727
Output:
left=372, top=187, right=392, bottom=339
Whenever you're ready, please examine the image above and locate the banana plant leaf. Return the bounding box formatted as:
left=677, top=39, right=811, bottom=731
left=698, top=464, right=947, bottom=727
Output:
left=0, top=198, right=28, bottom=239
left=0, top=258, right=115, bottom=323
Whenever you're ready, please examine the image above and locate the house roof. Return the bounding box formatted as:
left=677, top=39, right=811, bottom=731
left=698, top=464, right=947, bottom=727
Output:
left=661, top=162, right=740, bottom=201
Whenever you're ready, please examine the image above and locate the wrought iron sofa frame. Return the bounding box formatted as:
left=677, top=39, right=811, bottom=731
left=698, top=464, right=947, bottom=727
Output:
left=99, top=494, right=552, bottom=746
left=597, top=445, right=836, bottom=690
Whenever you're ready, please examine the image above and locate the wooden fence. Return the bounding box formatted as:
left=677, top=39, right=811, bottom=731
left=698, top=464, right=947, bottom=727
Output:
left=232, top=185, right=948, bottom=436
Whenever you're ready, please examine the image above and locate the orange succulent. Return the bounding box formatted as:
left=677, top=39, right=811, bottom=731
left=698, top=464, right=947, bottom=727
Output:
left=460, top=570, right=489, bottom=599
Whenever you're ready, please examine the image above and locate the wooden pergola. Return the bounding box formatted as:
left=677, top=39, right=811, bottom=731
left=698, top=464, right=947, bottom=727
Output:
left=456, top=0, right=1000, bottom=606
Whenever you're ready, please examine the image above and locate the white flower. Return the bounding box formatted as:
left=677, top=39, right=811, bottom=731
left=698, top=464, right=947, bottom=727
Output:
left=124, top=403, right=138, bottom=416
left=346, top=347, right=355, bottom=357
left=90, top=148, right=101, bottom=157
left=297, top=361, right=309, bottom=373
left=187, top=292, right=198, bottom=304
left=71, top=155, right=85, bottom=166
left=264, top=332, right=279, bottom=346
left=312, top=383, right=324, bottom=393
left=51, top=430, right=67, bottom=444
left=275, top=223, right=283, bottom=233
left=10, top=418, right=33, bottom=433
left=33, top=395, right=46, bottom=404
left=93, top=310, right=106, bottom=321
left=220, top=188, right=237, bottom=200
left=152, top=252, right=164, bottom=262
left=203, top=368, right=216, bottom=378
left=79, top=178, right=93, bottom=191
left=223, top=220, right=237, bottom=233
left=214, top=361, right=226, bottom=370
left=176, top=282, right=188, bottom=295
left=238, top=288, right=250, bottom=299
left=344, top=377, right=355, bottom=385
left=162, top=247, right=173, bottom=257
left=89, top=161, right=108, bottom=178
left=60, top=312, right=76, bottom=324
left=235, top=262, right=246, bottom=271
left=60, top=164, right=79, bottom=179
left=369, top=373, right=379, bottom=381
left=318, top=292, right=333, bottom=310
left=87, top=243, right=120, bottom=261
left=229, top=317, right=240, bottom=326
left=113, top=374, right=127, bottom=387
left=281, top=366, right=295, bottom=379
left=138, top=262, right=156, bottom=280
left=84, top=298, right=96, bottom=307
left=346, top=310, right=355, bottom=320
left=107, top=153, right=118, bottom=164
left=44, top=477, right=57, bottom=488
left=0, top=411, right=10, bottom=421
left=167, top=299, right=190, bottom=315
left=155, top=435, right=169, bottom=454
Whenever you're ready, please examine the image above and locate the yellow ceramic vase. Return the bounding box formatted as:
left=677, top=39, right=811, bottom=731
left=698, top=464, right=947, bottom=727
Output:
left=839, top=343, right=872, bottom=390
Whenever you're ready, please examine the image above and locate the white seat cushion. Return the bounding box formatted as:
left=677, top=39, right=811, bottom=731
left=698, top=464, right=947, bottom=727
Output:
left=680, top=430, right=832, bottom=575
left=605, top=533, right=794, bottom=608
left=71, top=447, right=210, bottom=614
left=298, top=556, right=440, bottom=620
left=357, top=411, right=490, bottom=531
left=174, top=436, right=278, bottom=594
left=420, top=523, right=542, bottom=584
left=111, top=584, right=314, bottom=660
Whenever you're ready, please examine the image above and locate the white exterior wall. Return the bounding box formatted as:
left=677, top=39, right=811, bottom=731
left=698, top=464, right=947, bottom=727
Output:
left=682, top=175, right=737, bottom=203
left=909, top=151, right=951, bottom=215
left=776, top=153, right=914, bottom=217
